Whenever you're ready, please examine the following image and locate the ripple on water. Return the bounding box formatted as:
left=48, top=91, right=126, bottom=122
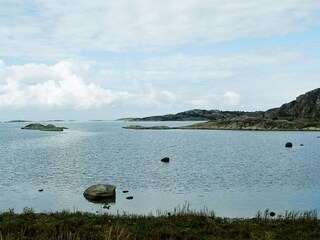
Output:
left=0, top=122, right=320, bottom=217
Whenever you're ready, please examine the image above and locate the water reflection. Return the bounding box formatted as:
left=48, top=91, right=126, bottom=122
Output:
left=84, top=196, right=116, bottom=205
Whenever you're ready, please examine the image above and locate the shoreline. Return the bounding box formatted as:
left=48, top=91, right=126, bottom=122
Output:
left=123, top=124, right=320, bottom=131
left=0, top=208, right=318, bottom=239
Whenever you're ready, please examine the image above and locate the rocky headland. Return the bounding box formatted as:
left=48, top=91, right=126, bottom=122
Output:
left=124, top=88, right=320, bottom=131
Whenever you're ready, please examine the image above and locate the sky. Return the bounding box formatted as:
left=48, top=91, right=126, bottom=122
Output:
left=0, top=0, right=320, bottom=120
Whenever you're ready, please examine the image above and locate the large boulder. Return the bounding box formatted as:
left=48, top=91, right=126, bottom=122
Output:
left=83, top=184, right=116, bottom=201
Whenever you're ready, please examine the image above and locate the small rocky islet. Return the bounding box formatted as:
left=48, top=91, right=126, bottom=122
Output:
left=21, top=123, right=68, bottom=131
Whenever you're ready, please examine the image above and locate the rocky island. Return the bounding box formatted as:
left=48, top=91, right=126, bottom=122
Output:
left=123, top=125, right=171, bottom=130
left=21, top=123, right=68, bottom=131
left=124, top=88, right=320, bottom=131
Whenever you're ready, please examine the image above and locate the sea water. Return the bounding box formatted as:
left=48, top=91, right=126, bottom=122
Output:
left=0, top=121, right=319, bottom=218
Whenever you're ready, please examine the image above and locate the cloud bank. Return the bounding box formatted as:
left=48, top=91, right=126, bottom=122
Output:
left=0, top=0, right=319, bottom=119
left=0, top=60, right=129, bottom=109
left=1, top=0, right=320, bottom=58
left=0, top=59, right=248, bottom=113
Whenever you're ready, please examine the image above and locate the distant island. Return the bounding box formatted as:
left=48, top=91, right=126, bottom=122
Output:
left=5, top=120, right=31, bottom=123
left=123, top=88, right=320, bottom=131
left=21, top=123, right=68, bottom=131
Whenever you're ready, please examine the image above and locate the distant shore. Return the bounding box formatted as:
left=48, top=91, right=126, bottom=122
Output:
left=123, top=88, right=320, bottom=131
left=123, top=120, right=320, bottom=131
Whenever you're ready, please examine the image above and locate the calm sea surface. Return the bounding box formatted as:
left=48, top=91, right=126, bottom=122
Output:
left=0, top=121, right=319, bottom=218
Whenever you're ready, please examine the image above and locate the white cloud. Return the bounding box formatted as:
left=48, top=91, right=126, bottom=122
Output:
left=223, top=91, right=241, bottom=106
left=0, top=60, right=129, bottom=109
left=188, top=91, right=241, bottom=110
left=2, top=41, right=319, bottom=115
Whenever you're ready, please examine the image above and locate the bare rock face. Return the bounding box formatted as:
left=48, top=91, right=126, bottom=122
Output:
left=267, top=88, right=320, bottom=123
left=187, top=88, right=320, bottom=130
left=83, top=184, right=116, bottom=201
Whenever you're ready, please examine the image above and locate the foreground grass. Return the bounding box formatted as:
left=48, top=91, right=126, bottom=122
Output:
left=0, top=207, right=319, bottom=240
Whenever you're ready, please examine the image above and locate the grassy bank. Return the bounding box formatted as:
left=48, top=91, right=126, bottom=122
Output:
left=0, top=207, right=319, bottom=240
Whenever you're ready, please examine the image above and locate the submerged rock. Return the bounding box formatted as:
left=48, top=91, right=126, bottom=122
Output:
left=21, top=123, right=68, bottom=131
left=161, top=157, right=170, bottom=163
left=83, top=184, right=116, bottom=201
left=285, top=142, right=293, bottom=148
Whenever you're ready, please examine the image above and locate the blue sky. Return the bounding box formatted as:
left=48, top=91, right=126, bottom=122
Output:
left=0, top=0, right=320, bottom=120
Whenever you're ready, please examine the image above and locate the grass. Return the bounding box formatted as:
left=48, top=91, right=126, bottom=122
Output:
left=0, top=206, right=319, bottom=239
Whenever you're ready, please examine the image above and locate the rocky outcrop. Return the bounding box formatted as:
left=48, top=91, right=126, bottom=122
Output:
left=265, top=88, right=320, bottom=124
left=21, top=123, right=68, bottom=131
left=128, top=109, right=263, bottom=121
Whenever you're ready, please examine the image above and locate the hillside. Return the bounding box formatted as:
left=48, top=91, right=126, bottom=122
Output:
left=129, top=109, right=264, bottom=121
left=125, top=88, right=320, bottom=130
left=265, top=88, right=320, bottom=123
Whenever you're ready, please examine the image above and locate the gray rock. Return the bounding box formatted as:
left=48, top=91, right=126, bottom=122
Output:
left=83, top=184, right=116, bottom=201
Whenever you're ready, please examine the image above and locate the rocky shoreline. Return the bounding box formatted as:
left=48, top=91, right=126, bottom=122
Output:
left=123, top=120, right=320, bottom=131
